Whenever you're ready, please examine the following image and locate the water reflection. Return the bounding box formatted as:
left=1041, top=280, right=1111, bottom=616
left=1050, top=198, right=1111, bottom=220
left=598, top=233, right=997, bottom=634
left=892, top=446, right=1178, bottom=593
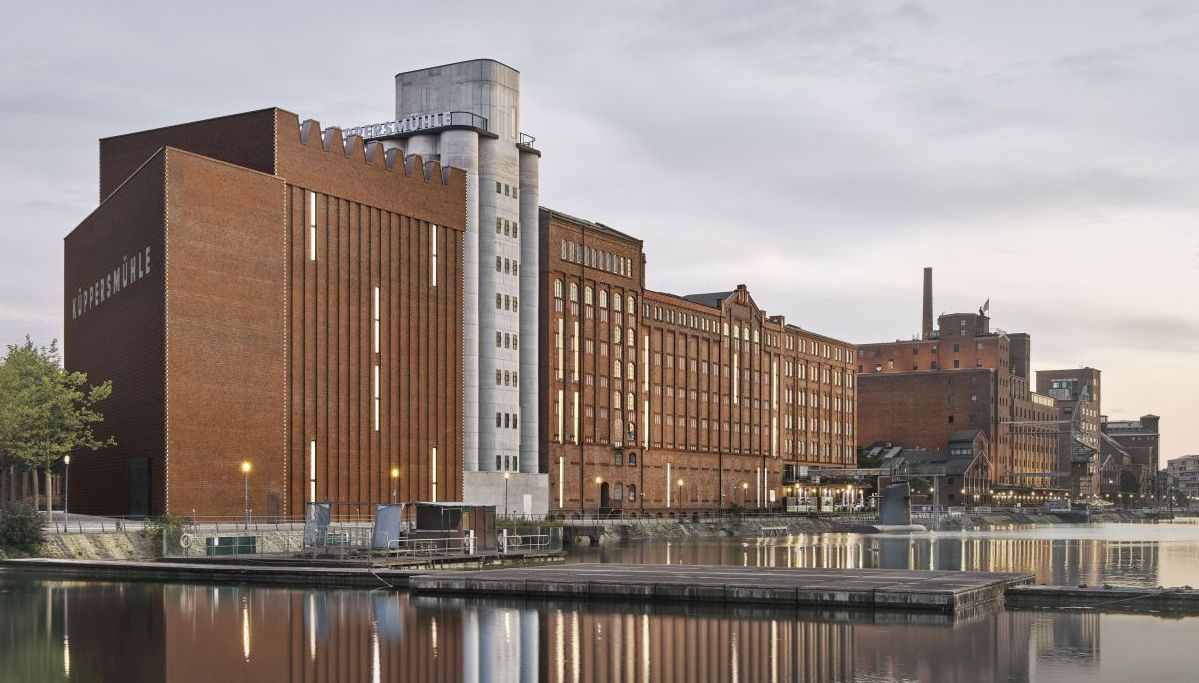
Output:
left=3, top=576, right=1197, bottom=683
left=573, top=523, right=1199, bottom=588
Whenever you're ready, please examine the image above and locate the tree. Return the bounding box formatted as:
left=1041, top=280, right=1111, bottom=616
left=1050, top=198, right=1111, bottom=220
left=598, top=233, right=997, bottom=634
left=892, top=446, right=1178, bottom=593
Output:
left=0, top=338, right=115, bottom=514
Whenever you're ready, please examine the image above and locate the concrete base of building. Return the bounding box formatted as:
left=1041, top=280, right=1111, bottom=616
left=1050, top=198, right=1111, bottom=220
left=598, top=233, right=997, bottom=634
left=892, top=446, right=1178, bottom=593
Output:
left=463, top=471, right=548, bottom=517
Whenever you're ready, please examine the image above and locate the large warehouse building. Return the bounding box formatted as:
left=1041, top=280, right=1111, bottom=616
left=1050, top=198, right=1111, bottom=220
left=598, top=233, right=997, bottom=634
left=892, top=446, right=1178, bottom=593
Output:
left=64, top=107, right=467, bottom=517
left=539, top=209, right=858, bottom=513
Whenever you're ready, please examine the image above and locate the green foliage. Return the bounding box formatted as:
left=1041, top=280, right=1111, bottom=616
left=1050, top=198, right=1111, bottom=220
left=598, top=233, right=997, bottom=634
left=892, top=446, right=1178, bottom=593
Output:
left=0, top=501, right=45, bottom=556
left=0, top=338, right=115, bottom=509
left=0, top=338, right=115, bottom=471
left=141, top=513, right=192, bottom=556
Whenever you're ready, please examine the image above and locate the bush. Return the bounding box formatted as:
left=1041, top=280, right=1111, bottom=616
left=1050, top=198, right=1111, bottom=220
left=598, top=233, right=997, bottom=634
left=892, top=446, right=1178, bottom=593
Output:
left=0, top=501, right=45, bottom=556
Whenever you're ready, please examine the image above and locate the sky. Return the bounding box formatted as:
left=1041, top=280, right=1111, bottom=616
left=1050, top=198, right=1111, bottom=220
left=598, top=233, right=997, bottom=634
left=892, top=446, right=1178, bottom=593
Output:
left=1, top=1, right=1195, bottom=464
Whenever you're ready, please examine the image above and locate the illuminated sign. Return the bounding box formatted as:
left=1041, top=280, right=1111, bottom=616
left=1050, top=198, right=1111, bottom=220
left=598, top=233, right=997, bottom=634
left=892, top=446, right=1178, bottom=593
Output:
left=71, top=246, right=151, bottom=320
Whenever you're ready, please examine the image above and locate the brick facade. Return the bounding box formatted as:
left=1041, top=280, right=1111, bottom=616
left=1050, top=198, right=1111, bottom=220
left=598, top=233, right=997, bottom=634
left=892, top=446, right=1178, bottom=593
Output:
left=857, top=308, right=1058, bottom=491
left=65, top=108, right=466, bottom=518
left=539, top=209, right=856, bottom=512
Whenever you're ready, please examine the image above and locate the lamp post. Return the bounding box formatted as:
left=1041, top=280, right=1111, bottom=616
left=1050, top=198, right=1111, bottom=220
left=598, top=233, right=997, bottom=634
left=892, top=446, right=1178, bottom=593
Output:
left=677, top=478, right=684, bottom=510
left=390, top=467, right=400, bottom=504
left=504, top=471, right=511, bottom=517
left=741, top=482, right=748, bottom=506
left=241, top=461, right=252, bottom=528
left=63, top=455, right=70, bottom=522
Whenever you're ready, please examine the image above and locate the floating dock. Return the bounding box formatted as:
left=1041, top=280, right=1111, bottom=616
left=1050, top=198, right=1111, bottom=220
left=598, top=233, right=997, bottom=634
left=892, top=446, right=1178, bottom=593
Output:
left=1006, top=584, right=1199, bottom=613
left=409, top=563, right=1033, bottom=612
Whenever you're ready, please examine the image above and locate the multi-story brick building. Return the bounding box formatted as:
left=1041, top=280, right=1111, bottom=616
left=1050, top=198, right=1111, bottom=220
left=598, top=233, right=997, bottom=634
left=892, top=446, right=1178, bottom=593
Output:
left=856, top=269, right=1058, bottom=493
left=64, top=108, right=467, bottom=517
left=539, top=209, right=856, bottom=513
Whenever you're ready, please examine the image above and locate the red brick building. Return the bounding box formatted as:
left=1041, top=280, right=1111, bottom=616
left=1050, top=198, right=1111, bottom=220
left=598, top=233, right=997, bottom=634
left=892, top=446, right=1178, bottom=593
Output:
left=539, top=209, right=856, bottom=513
left=856, top=269, right=1058, bottom=493
left=64, top=108, right=466, bottom=518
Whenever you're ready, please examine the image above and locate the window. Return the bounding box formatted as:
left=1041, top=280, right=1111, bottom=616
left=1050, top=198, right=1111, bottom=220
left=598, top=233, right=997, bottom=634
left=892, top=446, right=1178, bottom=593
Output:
left=626, top=392, right=635, bottom=410
left=614, top=326, right=622, bottom=344
left=626, top=328, right=634, bottom=346
left=569, top=283, right=579, bottom=302
left=584, top=286, right=593, bottom=305
left=496, top=256, right=502, bottom=272
left=613, top=483, right=624, bottom=501
left=513, top=222, right=518, bottom=238
left=554, top=279, right=563, bottom=298
left=599, top=289, right=608, bottom=308
left=613, top=295, right=622, bottom=312
left=496, top=293, right=502, bottom=309
left=627, top=295, right=635, bottom=312
left=628, top=484, right=637, bottom=501
left=496, top=181, right=502, bottom=194
left=496, top=218, right=502, bottom=235
left=496, top=412, right=503, bottom=427
left=613, top=451, right=623, bottom=466
left=628, top=453, right=637, bottom=466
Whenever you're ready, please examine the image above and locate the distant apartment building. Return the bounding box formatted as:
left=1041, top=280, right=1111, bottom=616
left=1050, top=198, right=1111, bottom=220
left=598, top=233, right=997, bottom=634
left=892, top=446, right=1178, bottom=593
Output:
left=539, top=209, right=856, bottom=512
left=856, top=268, right=1058, bottom=493
left=1165, top=456, right=1197, bottom=499
left=1036, top=368, right=1101, bottom=498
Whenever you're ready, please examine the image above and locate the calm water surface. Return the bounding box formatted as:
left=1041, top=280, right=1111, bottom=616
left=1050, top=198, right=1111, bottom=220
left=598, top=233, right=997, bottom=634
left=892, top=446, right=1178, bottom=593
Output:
left=2, top=523, right=1198, bottom=682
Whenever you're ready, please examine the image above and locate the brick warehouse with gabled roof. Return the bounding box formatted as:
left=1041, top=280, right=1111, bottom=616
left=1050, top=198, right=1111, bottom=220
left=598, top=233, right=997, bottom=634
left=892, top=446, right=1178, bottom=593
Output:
left=64, top=108, right=466, bottom=518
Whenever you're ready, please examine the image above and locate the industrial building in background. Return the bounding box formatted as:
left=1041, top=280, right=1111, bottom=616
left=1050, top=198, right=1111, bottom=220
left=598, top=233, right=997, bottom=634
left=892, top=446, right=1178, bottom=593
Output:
left=65, top=108, right=466, bottom=517
left=856, top=268, right=1059, bottom=501
left=539, top=209, right=857, bottom=513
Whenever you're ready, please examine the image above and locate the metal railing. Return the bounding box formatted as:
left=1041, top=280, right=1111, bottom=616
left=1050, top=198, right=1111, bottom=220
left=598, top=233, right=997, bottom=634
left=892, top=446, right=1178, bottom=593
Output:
left=518, top=132, right=537, bottom=147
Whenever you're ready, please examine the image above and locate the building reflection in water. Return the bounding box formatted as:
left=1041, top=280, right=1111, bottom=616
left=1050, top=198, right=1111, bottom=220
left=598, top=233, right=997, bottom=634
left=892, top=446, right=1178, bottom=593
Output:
left=576, top=529, right=1179, bottom=589
left=0, top=577, right=1053, bottom=683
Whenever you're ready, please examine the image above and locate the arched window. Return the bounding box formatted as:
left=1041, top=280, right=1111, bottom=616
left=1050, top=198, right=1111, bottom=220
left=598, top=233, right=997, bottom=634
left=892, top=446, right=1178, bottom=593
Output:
left=743, top=327, right=750, bottom=342
left=584, top=286, right=593, bottom=305
left=613, top=391, right=621, bottom=408
left=613, top=295, right=622, bottom=312
left=723, top=322, right=730, bottom=336
left=613, top=325, right=622, bottom=344
left=569, top=283, right=578, bottom=302
left=753, top=329, right=760, bottom=344
left=613, top=360, right=622, bottom=378
left=626, top=295, right=635, bottom=312
left=598, top=289, right=608, bottom=308
left=554, top=279, right=563, bottom=298
left=734, top=325, right=740, bottom=340
left=626, top=328, right=634, bottom=346
left=627, top=362, right=635, bottom=380
left=626, top=392, right=635, bottom=410
left=628, top=484, right=637, bottom=501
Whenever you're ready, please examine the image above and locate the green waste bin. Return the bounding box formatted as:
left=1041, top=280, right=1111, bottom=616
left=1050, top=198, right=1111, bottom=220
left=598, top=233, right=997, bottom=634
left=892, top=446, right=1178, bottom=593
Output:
left=205, top=536, right=257, bottom=556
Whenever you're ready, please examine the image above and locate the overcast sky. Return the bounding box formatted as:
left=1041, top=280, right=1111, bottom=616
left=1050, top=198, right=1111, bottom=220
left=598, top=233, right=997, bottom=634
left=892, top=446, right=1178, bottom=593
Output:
left=1, top=1, right=1195, bottom=463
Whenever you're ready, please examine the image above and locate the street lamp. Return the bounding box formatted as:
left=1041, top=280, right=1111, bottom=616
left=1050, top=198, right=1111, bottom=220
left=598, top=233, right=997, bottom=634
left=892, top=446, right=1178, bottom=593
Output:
left=390, top=467, right=400, bottom=504
left=63, top=455, right=70, bottom=522
left=241, top=461, right=252, bottom=527
left=741, top=482, right=748, bottom=505
left=677, top=478, right=684, bottom=508
left=504, top=471, right=511, bottom=516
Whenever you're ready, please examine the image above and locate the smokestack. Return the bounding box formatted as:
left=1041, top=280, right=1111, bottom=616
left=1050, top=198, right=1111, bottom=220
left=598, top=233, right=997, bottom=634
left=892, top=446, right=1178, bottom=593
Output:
left=922, top=267, right=933, bottom=340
